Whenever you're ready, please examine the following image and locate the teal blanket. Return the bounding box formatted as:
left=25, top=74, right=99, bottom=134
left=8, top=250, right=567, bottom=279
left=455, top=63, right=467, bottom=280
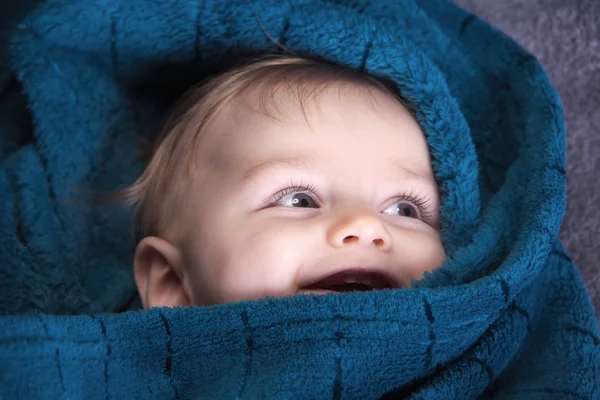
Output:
left=1, top=0, right=599, bottom=398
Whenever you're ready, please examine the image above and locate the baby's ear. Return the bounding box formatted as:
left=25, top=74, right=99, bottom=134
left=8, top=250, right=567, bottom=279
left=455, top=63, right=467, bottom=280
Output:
left=133, top=236, right=191, bottom=308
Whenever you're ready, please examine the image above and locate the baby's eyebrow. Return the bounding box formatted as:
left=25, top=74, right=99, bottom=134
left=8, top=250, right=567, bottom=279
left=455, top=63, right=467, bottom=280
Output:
left=391, top=161, right=438, bottom=189
left=241, top=156, right=314, bottom=183
left=240, top=155, right=438, bottom=190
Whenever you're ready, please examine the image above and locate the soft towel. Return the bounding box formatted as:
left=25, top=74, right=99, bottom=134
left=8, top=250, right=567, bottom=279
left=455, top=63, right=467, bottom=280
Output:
left=456, top=0, right=600, bottom=321
left=1, top=0, right=599, bottom=399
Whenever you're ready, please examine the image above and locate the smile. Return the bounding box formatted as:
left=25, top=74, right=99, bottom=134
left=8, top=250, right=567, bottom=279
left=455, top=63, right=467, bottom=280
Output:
left=302, top=268, right=399, bottom=293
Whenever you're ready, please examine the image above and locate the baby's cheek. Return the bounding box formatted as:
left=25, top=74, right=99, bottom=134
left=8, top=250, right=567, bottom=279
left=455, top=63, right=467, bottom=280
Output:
left=214, top=224, right=308, bottom=301
left=399, top=232, right=446, bottom=281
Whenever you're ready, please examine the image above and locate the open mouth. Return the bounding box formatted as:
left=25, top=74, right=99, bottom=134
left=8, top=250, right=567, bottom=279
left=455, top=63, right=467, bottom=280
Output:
left=303, top=270, right=396, bottom=293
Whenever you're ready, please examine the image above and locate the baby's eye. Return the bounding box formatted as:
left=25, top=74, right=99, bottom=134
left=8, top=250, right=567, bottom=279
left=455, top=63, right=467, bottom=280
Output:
left=278, top=192, right=319, bottom=208
left=382, top=200, right=421, bottom=219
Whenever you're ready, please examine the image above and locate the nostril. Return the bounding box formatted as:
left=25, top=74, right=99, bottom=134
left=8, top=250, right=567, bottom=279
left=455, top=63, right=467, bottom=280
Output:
left=343, top=235, right=359, bottom=244
left=373, top=238, right=385, bottom=247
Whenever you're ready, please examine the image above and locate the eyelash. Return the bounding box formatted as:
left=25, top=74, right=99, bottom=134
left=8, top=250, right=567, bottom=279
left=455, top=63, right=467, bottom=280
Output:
left=263, top=180, right=320, bottom=209
left=391, top=189, right=436, bottom=223
left=264, top=181, right=436, bottom=224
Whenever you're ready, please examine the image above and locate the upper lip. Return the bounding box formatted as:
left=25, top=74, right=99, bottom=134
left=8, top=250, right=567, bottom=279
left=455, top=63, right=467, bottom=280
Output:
left=301, top=266, right=401, bottom=291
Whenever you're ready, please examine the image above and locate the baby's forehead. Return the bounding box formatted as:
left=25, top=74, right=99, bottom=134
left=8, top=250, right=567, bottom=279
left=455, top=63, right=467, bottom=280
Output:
left=198, top=81, right=409, bottom=157
left=165, top=57, right=409, bottom=164
left=230, top=77, right=394, bottom=123
left=195, top=86, right=430, bottom=187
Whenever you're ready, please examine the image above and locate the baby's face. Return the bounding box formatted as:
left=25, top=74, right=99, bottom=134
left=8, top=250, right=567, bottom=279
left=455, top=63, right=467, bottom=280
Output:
left=166, top=86, right=445, bottom=306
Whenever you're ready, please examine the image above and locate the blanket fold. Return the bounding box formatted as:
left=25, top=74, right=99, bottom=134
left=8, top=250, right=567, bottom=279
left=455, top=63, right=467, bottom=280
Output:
left=1, top=0, right=599, bottom=398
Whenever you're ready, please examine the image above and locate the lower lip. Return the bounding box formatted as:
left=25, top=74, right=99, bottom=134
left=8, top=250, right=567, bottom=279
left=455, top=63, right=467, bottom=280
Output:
left=298, top=289, right=340, bottom=295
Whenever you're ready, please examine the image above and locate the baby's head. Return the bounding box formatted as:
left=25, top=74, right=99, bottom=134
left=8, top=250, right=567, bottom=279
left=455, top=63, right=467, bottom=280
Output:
left=126, top=55, right=446, bottom=308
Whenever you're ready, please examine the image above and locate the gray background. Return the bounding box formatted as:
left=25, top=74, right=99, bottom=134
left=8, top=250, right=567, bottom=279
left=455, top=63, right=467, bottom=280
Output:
left=454, top=0, right=600, bottom=316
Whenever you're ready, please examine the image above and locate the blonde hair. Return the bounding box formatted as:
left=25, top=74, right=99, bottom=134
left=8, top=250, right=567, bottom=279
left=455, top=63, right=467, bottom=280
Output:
left=123, top=55, right=409, bottom=242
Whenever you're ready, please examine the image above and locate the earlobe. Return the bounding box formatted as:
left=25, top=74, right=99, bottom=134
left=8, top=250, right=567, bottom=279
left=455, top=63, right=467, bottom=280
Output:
left=133, top=236, right=191, bottom=308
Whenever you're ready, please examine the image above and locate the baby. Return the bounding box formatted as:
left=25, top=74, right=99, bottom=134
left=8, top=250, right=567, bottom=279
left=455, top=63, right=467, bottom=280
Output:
left=125, top=55, right=446, bottom=308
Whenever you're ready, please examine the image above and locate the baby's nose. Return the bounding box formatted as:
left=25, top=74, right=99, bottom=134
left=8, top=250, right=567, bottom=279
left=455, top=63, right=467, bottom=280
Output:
left=326, top=207, right=392, bottom=251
